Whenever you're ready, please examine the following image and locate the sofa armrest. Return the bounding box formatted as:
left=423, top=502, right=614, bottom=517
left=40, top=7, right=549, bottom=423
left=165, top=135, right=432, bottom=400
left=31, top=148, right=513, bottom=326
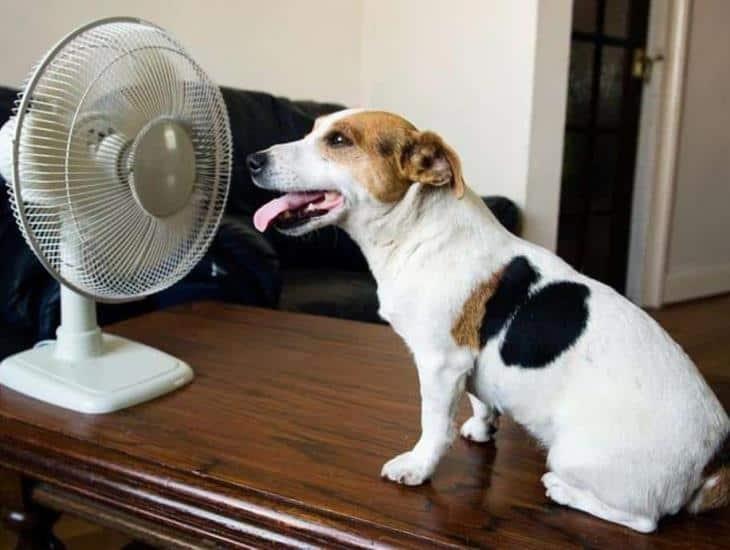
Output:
left=483, top=196, right=521, bottom=235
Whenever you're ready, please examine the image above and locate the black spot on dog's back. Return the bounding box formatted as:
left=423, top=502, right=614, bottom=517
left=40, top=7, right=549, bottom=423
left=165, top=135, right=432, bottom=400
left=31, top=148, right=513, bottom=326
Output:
left=479, top=256, right=540, bottom=347
left=500, top=282, right=589, bottom=368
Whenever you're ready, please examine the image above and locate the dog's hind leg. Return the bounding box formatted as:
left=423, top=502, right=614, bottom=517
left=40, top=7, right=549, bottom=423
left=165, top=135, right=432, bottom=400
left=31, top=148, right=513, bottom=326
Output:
left=542, top=472, right=657, bottom=533
left=460, top=393, right=498, bottom=443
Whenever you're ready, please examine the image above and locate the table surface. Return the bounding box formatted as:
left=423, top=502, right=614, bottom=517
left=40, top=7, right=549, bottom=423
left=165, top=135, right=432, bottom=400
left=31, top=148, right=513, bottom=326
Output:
left=0, top=302, right=728, bottom=548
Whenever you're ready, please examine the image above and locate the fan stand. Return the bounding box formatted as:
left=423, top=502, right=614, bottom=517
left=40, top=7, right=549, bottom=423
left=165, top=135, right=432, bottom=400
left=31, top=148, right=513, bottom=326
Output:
left=0, top=286, right=193, bottom=414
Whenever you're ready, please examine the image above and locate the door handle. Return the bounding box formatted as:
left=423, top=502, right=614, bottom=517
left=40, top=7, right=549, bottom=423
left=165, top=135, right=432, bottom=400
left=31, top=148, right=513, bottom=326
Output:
left=632, top=48, right=665, bottom=83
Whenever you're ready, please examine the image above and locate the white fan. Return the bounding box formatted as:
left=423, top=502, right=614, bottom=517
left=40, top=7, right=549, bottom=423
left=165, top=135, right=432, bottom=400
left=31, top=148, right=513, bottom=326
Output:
left=0, top=17, right=231, bottom=413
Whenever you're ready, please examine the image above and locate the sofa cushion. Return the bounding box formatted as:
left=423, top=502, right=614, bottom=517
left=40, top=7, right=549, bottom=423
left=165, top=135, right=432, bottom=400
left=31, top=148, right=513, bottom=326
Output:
left=279, top=269, right=380, bottom=324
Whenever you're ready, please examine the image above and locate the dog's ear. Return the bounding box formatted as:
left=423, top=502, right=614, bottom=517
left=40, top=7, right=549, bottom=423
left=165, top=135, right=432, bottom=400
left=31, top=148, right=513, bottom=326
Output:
left=400, top=131, right=465, bottom=199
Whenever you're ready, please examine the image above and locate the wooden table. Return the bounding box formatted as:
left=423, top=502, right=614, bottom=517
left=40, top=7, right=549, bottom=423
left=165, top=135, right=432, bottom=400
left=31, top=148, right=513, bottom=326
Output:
left=0, top=303, right=728, bottom=548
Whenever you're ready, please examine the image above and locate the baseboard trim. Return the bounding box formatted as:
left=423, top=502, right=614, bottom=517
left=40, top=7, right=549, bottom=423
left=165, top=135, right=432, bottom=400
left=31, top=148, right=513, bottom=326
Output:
left=664, top=262, right=730, bottom=304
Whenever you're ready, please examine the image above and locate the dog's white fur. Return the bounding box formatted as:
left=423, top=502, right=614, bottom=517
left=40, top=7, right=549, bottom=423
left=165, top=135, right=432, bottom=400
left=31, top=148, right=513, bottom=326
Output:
left=252, top=109, right=730, bottom=533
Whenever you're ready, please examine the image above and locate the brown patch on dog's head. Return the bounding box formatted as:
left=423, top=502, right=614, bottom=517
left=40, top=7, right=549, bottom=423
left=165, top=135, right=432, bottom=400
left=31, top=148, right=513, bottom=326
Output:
left=452, top=269, right=504, bottom=349
left=317, top=111, right=466, bottom=202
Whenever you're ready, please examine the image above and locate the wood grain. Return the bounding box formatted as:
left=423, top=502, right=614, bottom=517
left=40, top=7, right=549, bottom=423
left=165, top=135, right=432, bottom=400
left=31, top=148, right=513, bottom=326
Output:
left=0, top=297, right=728, bottom=548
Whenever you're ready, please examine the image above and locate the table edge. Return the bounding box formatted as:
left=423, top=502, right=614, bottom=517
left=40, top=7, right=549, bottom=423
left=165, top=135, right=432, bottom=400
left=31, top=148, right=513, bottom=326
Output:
left=0, top=416, right=461, bottom=549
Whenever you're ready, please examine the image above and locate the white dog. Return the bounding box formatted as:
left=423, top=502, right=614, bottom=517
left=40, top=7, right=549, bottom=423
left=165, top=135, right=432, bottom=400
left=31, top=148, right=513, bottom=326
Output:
left=248, top=109, right=729, bottom=533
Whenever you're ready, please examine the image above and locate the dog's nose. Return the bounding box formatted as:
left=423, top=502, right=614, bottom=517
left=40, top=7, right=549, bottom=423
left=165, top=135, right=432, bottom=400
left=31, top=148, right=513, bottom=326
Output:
left=246, top=151, right=268, bottom=175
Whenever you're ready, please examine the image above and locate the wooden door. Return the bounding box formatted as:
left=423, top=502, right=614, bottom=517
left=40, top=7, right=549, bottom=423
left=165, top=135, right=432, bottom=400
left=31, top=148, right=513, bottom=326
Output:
left=558, top=0, right=651, bottom=293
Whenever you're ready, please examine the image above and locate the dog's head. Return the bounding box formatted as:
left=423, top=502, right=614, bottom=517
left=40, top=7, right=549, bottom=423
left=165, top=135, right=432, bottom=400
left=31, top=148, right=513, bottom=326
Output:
left=248, top=109, right=465, bottom=235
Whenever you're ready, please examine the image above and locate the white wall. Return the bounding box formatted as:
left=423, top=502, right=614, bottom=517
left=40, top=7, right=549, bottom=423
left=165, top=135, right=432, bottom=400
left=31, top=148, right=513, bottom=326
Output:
left=361, top=0, right=571, bottom=249
left=0, top=0, right=365, bottom=105
left=664, top=0, right=730, bottom=303
left=524, top=0, right=572, bottom=249
left=361, top=1, right=536, bottom=202
left=0, top=0, right=571, bottom=249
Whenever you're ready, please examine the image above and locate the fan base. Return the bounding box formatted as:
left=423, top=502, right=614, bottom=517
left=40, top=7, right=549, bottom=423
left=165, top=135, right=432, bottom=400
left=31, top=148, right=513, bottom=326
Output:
left=0, top=333, right=193, bottom=414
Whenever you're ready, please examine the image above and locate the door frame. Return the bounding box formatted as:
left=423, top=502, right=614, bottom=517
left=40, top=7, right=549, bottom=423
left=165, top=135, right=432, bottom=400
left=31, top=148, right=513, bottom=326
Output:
left=625, top=0, right=692, bottom=307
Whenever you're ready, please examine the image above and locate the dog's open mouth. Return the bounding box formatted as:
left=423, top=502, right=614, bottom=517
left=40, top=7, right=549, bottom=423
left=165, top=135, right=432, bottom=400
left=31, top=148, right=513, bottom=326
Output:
left=253, top=191, right=344, bottom=232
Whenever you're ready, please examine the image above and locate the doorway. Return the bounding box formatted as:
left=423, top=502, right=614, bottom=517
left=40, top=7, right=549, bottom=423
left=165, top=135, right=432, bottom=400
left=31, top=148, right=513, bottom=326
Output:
left=557, top=0, right=650, bottom=293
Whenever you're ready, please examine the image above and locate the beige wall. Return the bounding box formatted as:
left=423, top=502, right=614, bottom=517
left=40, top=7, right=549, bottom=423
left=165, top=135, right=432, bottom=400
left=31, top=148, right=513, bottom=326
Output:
left=0, top=0, right=365, bottom=105
left=0, top=0, right=571, bottom=250
left=362, top=1, right=537, bottom=202
left=524, top=0, right=572, bottom=250
left=664, top=0, right=730, bottom=302
left=361, top=0, right=571, bottom=249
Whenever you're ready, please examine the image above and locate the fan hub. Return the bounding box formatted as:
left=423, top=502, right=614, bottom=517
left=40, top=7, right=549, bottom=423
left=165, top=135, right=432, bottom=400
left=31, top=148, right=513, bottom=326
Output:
left=130, top=118, right=196, bottom=218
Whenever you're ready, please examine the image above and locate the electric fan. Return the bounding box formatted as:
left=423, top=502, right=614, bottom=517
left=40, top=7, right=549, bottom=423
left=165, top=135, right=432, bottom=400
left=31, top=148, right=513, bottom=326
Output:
left=0, top=17, right=231, bottom=413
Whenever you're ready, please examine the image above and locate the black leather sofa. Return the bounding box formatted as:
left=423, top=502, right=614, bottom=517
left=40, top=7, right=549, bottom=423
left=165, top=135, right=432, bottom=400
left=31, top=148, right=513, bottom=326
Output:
left=0, top=86, right=519, bottom=360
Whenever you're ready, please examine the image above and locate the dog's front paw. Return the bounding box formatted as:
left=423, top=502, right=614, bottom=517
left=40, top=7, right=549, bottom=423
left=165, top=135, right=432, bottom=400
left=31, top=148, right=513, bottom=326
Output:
left=381, top=451, right=435, bottom=486
left=459, top=415, right=496, bottom=443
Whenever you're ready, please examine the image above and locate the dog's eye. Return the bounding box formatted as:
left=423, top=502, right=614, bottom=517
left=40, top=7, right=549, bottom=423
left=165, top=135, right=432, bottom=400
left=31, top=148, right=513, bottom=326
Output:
left=325, top=131, right=352, bottom=148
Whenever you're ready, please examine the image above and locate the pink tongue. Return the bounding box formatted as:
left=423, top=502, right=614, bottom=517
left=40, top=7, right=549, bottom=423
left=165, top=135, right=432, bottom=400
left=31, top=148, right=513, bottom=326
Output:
left=253, top=192, right=324, bottom=232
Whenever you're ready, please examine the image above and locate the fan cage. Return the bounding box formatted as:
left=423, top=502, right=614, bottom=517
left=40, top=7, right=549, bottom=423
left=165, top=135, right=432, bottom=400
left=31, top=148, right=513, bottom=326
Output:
left=8, top=17, right=232, bottom=302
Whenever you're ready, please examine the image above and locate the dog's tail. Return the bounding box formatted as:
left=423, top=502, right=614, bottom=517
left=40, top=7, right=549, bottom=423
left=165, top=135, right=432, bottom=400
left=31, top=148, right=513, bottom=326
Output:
left=687, top=432, right=730, bottom=514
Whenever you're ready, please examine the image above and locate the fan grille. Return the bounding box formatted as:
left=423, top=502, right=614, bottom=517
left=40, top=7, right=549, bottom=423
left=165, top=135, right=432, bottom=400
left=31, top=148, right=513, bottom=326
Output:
left=8, top=18, right=231, bottom=301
